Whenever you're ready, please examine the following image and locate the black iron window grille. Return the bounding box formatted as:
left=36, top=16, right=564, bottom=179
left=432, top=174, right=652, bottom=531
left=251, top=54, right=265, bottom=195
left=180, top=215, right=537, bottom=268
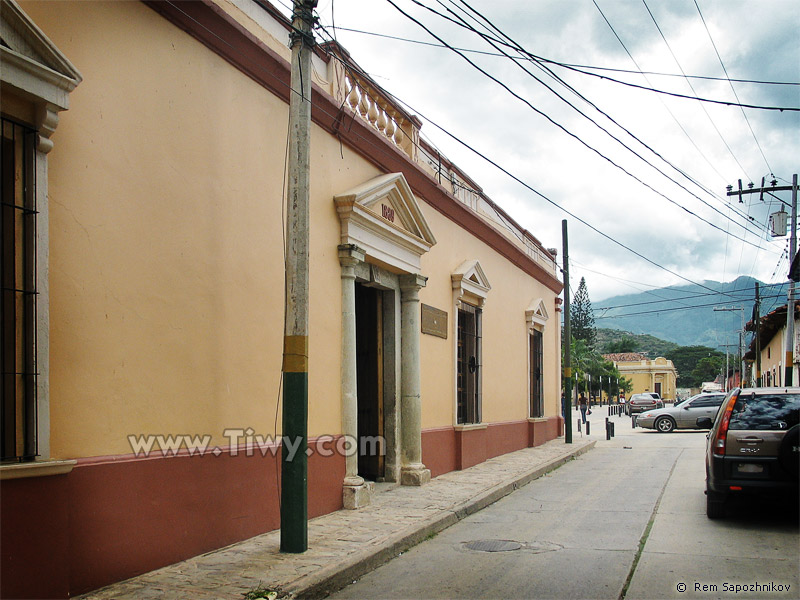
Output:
left=530, top=329, right=544, bottom=418
left=1, top=116, right=38, bottom=462
left=457, top=303, right=482, bottom=424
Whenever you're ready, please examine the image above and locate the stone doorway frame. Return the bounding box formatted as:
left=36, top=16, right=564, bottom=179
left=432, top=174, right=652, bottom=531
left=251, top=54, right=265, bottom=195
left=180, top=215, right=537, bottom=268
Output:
left=334, top=173, right=436, bottom=509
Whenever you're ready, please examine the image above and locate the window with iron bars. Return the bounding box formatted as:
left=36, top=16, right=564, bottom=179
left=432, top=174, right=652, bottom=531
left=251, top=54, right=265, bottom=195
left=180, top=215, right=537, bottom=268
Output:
left=1, top=116, right=38, bottom=462
left=457, top=303, right=482, bottom=424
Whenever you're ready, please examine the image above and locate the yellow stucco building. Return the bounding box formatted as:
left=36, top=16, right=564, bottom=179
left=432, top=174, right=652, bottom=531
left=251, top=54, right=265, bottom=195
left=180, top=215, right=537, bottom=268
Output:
left=0, top=1, right=565, bottom=596
left=604, top=353, right=678, bottom=401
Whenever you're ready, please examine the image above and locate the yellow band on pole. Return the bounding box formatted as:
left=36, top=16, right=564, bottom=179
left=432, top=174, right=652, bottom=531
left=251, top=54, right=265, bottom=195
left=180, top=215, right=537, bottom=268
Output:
left=564, top=367, right=572, bottom=377
left=283, top=335, right=309, bottom=373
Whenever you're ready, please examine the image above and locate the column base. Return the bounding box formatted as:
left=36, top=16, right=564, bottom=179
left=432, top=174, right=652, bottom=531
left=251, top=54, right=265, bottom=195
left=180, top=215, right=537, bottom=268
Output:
left=342, top=481, right=374, bottom=509
left=400, top=464, right=431, bottom=486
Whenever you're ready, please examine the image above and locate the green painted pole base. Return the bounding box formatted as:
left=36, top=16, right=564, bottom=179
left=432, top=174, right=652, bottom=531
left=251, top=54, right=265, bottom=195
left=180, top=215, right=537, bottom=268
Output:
left=281, top=370, right=308, bottom=553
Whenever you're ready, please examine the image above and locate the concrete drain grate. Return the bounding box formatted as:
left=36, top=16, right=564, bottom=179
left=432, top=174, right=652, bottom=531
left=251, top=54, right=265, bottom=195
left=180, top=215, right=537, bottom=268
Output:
left=464, top=540, right=523, bottom=552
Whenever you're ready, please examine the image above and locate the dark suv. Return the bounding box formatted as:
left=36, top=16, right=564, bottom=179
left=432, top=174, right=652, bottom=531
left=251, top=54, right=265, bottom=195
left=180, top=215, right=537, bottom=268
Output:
left=699, top=387, right=800, bottom=518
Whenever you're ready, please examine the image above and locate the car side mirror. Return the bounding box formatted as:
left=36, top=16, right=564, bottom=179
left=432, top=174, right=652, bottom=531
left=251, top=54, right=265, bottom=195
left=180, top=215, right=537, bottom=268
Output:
left=696, top=417, right=713, bottom=429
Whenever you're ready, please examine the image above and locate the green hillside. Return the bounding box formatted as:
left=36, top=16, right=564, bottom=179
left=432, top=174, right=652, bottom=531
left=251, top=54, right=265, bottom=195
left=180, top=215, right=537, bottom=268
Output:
left=593, top=276, right=786, bottom=351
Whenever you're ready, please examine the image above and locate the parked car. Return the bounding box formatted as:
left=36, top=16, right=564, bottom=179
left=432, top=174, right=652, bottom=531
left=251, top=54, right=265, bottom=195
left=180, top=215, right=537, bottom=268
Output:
left=700, top=387, right=800, bottom=519
left=637, top=393, right=726, bottom=432
left=627, top=393, right=661, bottom=415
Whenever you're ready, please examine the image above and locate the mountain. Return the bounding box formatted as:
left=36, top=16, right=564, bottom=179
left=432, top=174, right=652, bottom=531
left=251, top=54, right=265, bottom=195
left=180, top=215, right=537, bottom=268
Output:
left=592, top=276, right=789, bottom=351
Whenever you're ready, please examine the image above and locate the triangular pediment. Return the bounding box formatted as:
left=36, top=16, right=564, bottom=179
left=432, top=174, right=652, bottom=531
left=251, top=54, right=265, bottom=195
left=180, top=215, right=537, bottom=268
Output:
left=452, top=260, right=491, bottom=306
left=335, top=173, right=436, bottom=273
left=1, top=0, right=82, bottom=109
left=526, top=298, right=549, bottom=326
left=335, top=173, right=436, bottom=245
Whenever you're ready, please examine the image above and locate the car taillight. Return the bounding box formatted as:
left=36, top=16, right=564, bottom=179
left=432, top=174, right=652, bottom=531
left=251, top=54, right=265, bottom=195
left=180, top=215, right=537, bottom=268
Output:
left=711, top=391, right=738, bottom=457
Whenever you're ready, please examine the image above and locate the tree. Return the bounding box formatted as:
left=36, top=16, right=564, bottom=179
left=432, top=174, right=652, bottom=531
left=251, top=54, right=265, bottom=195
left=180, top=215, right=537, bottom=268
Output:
left=665, top=345, right=726, bottom=388
left=571, top=277, right=596, bottom=348
left=691, top=356, right=724, bottom=386
left=605, top=335, right=637, bottom=353
left=563, top=336, right=629, bottom=401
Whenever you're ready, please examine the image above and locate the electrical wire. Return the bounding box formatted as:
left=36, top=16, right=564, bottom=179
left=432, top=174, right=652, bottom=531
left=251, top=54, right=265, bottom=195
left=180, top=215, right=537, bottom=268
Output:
left=328, top=24, right=800, bottom=87
left=441, top=0, right=771, bottom=239
left=161, top=1, right=780, bottom=312
left=317, top=28, right=769, bottom=301
left=596, top=293, right=784, bottom=319
left=640, top=0, right=752, bottom=179
left=383, top=0, right=773, bottom=252
left=694, top=0, right=773, bottom=174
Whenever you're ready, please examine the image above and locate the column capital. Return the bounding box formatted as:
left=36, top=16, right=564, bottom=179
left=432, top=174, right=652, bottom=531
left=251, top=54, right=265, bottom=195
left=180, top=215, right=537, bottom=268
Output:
left=399, top=273, right=427, bottom=293
left=338, top=244, right=365, bottom=268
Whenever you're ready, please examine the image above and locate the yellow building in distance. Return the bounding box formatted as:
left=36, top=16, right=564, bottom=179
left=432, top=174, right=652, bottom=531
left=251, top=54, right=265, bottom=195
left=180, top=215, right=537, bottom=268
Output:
left=604, top=353, right=678, bottom=401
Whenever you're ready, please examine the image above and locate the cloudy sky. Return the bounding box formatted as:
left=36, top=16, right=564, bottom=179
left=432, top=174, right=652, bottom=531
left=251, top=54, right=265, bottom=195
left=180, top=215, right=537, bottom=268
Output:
left=279, top=0, right=798, bottom=302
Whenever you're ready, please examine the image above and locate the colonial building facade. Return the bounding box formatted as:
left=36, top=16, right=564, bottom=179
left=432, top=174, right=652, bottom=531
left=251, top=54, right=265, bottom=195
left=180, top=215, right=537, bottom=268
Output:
left=0, top=1, right=564, bottom=597
left=604, top=353, right=678, bottom=401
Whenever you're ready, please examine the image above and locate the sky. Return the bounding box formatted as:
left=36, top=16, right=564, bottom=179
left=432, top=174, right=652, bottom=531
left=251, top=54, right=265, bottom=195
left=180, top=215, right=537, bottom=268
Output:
left=276, top=0, right=799, bottom=303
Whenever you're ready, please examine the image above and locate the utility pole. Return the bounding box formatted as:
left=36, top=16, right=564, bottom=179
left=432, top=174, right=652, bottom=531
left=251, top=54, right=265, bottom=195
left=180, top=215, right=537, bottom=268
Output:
left=755, top=282, right=762, bottom=387
left=281, top=0, right=317, bottom=554
left=727, top=175, right=798, bottom=386
left=562, top=220, right=573, bottom=444
left=713, top=306, right=745, bottom=388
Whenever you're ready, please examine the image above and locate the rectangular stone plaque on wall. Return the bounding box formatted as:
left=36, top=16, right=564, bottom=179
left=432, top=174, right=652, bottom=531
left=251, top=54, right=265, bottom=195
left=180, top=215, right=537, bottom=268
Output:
left=421, top=304, right=448, bottom=339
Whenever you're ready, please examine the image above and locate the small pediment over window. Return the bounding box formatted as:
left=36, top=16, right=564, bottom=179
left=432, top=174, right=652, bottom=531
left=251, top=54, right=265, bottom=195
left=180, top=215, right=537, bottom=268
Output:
left=1, top=1, right=82, bottom=110
left=452, top=259, right=491, bottom=306
left=526, top=298, right=549, bottom=328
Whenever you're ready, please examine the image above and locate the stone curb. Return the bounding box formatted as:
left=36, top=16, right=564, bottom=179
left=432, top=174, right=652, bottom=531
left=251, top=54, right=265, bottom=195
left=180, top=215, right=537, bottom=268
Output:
left=286, top=440, right=596, bottom=599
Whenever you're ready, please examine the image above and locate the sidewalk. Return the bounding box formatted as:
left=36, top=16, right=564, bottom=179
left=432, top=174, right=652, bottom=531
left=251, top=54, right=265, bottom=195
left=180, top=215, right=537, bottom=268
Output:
left=78, top=435, right=595, bottom=600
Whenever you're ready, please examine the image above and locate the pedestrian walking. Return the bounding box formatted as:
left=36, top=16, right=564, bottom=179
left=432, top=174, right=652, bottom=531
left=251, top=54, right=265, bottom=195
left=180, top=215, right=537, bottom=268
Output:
left=578, top=393, right=588, bottom=424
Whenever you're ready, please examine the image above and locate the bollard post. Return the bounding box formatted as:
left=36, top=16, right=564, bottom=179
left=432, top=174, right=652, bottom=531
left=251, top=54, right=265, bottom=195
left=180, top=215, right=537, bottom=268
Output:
left=605, top=418, right=610, bottom=440
left=610, top=422, right=615, bottom=438
left=586, top=420, right=591, bottom=435
left=631, top=414, right=637, bottom=428
left=577, top=419, right=581, bottom=433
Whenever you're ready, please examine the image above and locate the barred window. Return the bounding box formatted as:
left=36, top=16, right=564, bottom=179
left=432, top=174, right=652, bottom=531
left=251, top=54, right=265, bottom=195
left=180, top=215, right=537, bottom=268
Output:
left=1, top=116, right=38, bottom=462
left=457, top=303, right=481, bottom=424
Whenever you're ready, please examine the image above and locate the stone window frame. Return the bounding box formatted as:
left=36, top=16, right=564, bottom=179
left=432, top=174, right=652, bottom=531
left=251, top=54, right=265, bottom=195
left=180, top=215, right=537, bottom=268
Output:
left=526, top=298, right=549, bottom=418
left=451, top=259, right=490, bottom=426
left=0, top=0, right=81, bottom=478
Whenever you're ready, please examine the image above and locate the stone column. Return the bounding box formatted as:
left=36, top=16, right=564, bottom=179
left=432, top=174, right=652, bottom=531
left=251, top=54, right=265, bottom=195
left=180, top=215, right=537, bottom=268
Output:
left=399, top=273, right=431, bottom=486
left=338, top=245, right=372, bottom=508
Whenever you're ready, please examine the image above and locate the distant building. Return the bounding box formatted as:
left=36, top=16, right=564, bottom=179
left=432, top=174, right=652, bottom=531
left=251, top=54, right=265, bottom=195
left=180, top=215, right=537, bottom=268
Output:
left=744, top=303, right=800, bottom=386
left=604, top=353, right=678, bottom=400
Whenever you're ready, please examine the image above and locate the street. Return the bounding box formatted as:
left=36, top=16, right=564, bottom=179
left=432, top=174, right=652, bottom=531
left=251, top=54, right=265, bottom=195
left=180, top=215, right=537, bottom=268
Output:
left=330, top=407, right=799, bottom=599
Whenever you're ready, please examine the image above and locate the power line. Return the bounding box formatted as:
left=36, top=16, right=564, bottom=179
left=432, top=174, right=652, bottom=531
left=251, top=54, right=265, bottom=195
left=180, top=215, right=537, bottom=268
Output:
left=641, top=0, right=752, bottom=179
left=442, top=0, right=771, bottom=239
left=317, top=27, right=764, bottom=300
left=596, top=294, right=783, bottom=319
left=385, top=0, right=773, bottom=251
left=693, top=0, right=773, bottom=173
left=327, top=25, right=800, bottom=87
left=444, top=0, right=761, bottom=240
left=591, top=0, right=731, bottom=187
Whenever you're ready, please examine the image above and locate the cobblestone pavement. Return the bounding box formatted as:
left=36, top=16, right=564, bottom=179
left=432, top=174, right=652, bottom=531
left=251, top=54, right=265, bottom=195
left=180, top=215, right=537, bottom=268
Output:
left=78, top=435, right=595, bottom=600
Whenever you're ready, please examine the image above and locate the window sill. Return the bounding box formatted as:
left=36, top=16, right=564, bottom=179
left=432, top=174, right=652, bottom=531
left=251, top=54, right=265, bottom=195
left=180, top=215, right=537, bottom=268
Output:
left=454, top=423, right=487, bottom=432
left=527, top=417, right=549, bottom=423
left=0, top=459, right=76, bottom=480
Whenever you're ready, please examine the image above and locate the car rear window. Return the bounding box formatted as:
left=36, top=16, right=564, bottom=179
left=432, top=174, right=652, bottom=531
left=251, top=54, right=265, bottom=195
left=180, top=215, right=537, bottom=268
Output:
left=728, top=393, right=800, bottom=431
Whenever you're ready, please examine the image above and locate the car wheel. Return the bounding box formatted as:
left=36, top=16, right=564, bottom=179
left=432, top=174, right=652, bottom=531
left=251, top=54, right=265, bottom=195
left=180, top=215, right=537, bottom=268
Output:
left=706, top=490, right=727, bottom=519
left=655, top=417, right=675, bottom=433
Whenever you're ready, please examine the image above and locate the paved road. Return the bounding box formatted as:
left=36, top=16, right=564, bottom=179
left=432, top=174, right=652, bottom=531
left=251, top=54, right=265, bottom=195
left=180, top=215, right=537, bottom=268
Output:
left=330, top=408, right=799, bottom=599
